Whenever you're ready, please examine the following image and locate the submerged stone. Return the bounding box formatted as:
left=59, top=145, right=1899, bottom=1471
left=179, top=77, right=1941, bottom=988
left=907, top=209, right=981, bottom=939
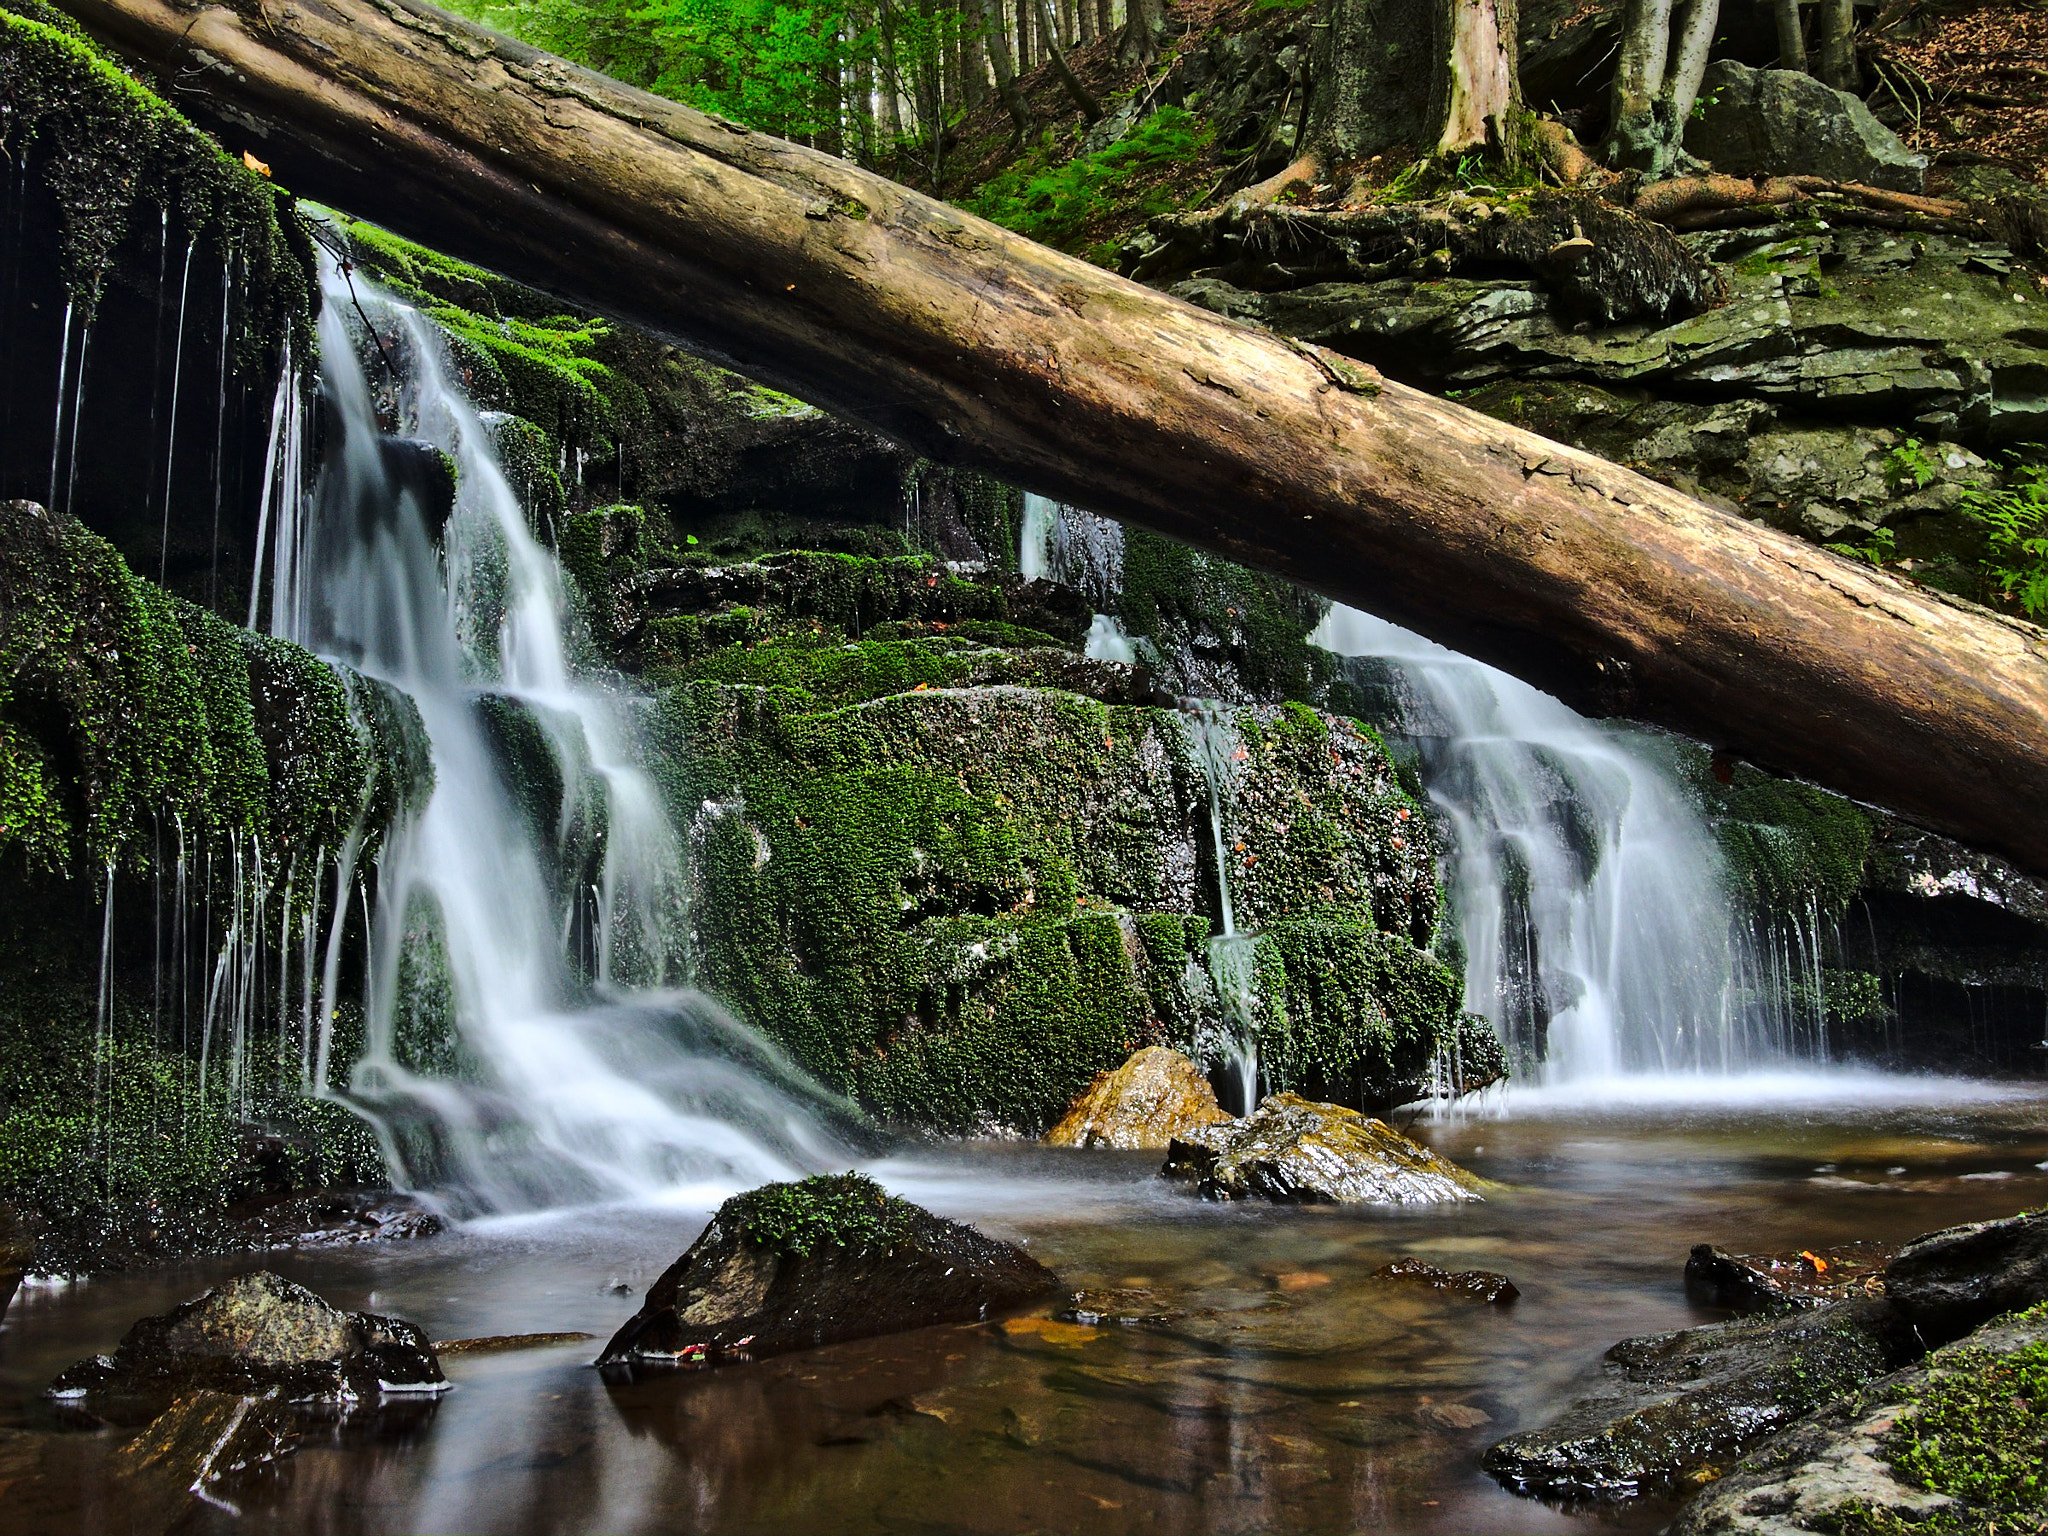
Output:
left=598, top=1174, right=1057, bottom=1371
left=1482, top=1297, right=1914, bottom=1499
left=1685, top=1242, right=1891, bottom=1314
left=1376, top=1257, right=1519, bottom=1304
left=1884, top=1209, right=2048, bottom=1344
left=114, top=1389, right=298, bottom=1529
left=1042, top=1047, right=1233, bottom=1150
left=1161, top=1093, right=1483, bottom=1204
left=47, top=1271, right=446, bottom=1408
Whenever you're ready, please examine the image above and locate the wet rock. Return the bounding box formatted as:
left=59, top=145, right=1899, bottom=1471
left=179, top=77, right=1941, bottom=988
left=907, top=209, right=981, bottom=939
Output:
left=1666, top=1307, right=2048, bottom=1535
left=47, top=1271, right=447, bottom=1408
left=437, top=1331, right=596, bottom=1356
left=1687, top=61, right=1927, bottom=193
left=230, top=1189, right=444, bottom=1249
left=1483, top=1297, right=1914, bottom=1498
left=598, top=1173, right=1057, bottom=1371
left=1043, top=1047, right=1233, bottom=1150
left=1162, top=1093, right=1483, bottom=1204
left=114, top=1390, right=298, bottom=1529
left=1884, top=1209, right=2048, bottom=1344
left=0, top=1203, right=36, bottom=1322
left=1376, top=1257, right=1519, bottom=1304
left=1685, top=1243, right=1893, bottom=1313
left=1055, top=1287, right=1188, bottom=1328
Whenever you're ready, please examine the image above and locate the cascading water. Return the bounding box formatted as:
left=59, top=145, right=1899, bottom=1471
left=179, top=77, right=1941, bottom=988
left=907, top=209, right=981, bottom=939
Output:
left=257, top=256, right=854, bottom=1215
left=1312, top=603, right=1825, bottom=1089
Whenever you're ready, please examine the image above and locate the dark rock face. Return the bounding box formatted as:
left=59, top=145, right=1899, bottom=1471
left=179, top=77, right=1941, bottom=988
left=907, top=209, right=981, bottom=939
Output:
left=1482, top=1298, right=1914, bottom=1498
left=599, top=1175, right=1058, bottom=1371
left=0, top=1203, right=35, bottom=1322
left=1162, top=1093, right=1483, bottom=1205
left=1884, top=1210, right=2048, bottom=1344
left=1376, top=1257, right=1519, bottom=1304
left=1687, top=61, right=1928, bottom=193
left=47, top=1271, right=445, bottom=1408
left=1667, top=1308, right=2048, bottom=1535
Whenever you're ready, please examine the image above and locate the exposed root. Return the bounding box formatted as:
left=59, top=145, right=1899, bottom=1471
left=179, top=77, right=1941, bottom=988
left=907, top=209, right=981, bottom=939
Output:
left=1229, top=151, right=1322, bottom=208
left=1632, top=172, right=1972, bottom=229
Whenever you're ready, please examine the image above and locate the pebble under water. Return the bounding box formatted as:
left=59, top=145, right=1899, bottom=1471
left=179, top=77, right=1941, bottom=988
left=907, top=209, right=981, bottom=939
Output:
left=4, top=1085, right=2046, bottom=1535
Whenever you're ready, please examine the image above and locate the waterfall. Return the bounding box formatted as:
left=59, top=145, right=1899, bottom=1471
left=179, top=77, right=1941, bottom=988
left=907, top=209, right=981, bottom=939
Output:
left=1313, top=603, right=1821, bottom=1088
left=260, top=258, right=853, bottom=1215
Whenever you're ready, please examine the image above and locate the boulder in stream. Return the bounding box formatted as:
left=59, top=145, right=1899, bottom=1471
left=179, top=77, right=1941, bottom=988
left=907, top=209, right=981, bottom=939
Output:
left=1161, top=1093, right=1483, bottom=1204
left=598, top=1173, right=1058, bottom=1372
left=1042, top=1047, right=1233, bottom=1150
left=47, top=1270, right=446, bottom=1408
left=1376, top=1257, right=1519, bottom=1304
left=1667, top=1305, right=2048, bottom=1535
left=1483, top=1297, right=1915, bottom=1498
left=1883, top=1208, right=2048, bottom=1344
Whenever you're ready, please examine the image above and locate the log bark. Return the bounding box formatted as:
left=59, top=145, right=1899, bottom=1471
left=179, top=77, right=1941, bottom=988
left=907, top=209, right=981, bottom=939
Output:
left=51, top=0, right=2048, bottom=875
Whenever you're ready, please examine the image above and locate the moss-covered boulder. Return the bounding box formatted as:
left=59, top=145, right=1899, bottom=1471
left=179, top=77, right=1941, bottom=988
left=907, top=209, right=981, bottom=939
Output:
left=597, top=1173, right=1057, bottom=1370
left=650, top=661, right=1452, bottom=1132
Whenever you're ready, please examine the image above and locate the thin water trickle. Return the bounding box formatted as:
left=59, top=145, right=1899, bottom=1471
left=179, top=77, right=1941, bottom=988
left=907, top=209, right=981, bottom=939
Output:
left=157, top=241, right=196, bottom=581
left=267, top=256, right=851, bottom=1215
left=46, top=298, right=71, bottom=513
left=1313, top=603, right=1823, bottom=1092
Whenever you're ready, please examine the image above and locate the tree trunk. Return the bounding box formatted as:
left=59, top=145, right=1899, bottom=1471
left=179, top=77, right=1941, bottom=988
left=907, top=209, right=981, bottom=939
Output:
left=1077, top=0, right=1096, bottom=45
left=1606, top=0, right=1675, bottom=167
left=1814, top=0, right=1855, bottom=89
left=1431, top=0, right=1520, bottom=158
left=1304, top=0, right=1438, bottom=168
left=1096, top=0, right=1114, bottom=40
left=1035, top=0, right=1104, bottom=119
left=1654, top=0, right=1721, bottom=173
left=1772, top=0, right=1808, bottom=72
left=1121, top=0, right=1157, bottom=67
left=879, top=0, right=907, bottom=143
left=1018, top=0, right=1035, bottom=71
left=979, top=0, right=1034, bottom=137
left=50, top=0, right=2048, bottom=876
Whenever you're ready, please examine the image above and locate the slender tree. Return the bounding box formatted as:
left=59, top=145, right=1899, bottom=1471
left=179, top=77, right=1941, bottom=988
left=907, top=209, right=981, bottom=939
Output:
left=1770, top=0, right=1807, bottom=70
left=1814, top=0, right=1855, bottom=87
left=979, top=0, right=1034, bottom=137
left=1036, top=0, right=1103, bottom=118
left=1606, top=0, right=1721, bottom=174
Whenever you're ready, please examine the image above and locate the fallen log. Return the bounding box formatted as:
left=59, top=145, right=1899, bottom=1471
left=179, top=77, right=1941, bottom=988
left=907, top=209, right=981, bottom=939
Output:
left=48, top=0, right=2048, bottom=875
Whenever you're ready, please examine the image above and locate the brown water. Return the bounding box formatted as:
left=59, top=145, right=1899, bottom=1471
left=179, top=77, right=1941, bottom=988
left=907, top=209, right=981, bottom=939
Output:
left=5, top=1081, right=2046, bottom=1536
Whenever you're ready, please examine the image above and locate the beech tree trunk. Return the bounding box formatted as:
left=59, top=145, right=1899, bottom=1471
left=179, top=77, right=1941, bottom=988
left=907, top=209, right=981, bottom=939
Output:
left=1607, top=0, right=1720, bottom=175
left=1772, top=0, right=1808, bottom=71
left=979, top=0, right=1034, bottom=137
left=51, top=0, right=2048, bottom=876
left=1814, top=0, right=1856, bottom=89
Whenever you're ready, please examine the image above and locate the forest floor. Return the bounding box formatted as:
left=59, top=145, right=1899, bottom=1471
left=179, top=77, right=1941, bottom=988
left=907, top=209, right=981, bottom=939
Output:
left=1883, top=0, right=2048, bottom=182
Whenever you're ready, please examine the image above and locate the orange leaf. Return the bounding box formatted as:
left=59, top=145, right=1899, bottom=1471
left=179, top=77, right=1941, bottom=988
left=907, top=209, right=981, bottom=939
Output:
left=242, top=150, right=271, bottom=177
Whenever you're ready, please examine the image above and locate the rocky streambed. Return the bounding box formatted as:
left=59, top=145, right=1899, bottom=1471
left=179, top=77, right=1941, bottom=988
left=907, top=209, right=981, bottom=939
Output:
left=1, top=1088, right=2045, bottom=1535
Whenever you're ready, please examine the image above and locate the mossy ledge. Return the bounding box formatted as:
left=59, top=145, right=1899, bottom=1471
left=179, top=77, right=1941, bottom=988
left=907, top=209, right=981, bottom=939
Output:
left=0, top=0, right=314, bottom=360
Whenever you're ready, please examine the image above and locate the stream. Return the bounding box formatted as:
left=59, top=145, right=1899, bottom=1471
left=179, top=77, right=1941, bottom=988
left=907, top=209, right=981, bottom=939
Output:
left=5, top=1083, right=2045, bottom=1534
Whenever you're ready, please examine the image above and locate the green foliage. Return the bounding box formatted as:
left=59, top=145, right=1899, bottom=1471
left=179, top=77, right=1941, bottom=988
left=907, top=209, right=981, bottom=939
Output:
left=1669, top=747, right=1878, bottom=921
left=965, top=107, right=1215, bottom=257
left=724, top=1172, right=913, bottom=1257
left=1825, top=526, right=1897, bottom=567
left=1961, top=454, right=2048, bottom=618
left=1886, top=436, right=1941, bottom=493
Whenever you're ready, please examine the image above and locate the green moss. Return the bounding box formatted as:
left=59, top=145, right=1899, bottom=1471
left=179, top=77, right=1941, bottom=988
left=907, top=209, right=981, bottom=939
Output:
left=0, top=4, right=313, bottom=360
left=723, top=1172, right=913, bottom=1257
left=0, top=502, right=428, bottom=872
left=1663, top=747, right=1878, bottom=920
left=1828, top=1316, right=2048, bottom=1536
left=1118, top=527, right=1339, bottom=704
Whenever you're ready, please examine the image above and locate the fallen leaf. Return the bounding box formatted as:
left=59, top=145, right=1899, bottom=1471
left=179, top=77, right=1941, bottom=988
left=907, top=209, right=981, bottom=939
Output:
left=242, top=150, right=271, bottom=177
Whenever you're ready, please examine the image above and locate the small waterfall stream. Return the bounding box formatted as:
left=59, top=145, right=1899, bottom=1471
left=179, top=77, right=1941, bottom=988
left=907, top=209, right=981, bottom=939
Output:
left=1313, top=603, right=1824, bottom=1089
left=256, top=260, right=853, bottom=1215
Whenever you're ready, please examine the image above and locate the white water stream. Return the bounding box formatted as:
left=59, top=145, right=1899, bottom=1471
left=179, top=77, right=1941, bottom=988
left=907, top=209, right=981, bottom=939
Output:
left=257, top=262, right=852, bottom=1215
left=1312, top=603, right=1827, bottom=1091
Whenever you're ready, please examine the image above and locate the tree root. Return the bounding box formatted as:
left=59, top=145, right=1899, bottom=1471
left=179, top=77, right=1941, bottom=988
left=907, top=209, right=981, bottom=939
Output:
left=1632, top=172, right=1970, bottom=229
left=1229, top=151, right=1322, bottom=209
